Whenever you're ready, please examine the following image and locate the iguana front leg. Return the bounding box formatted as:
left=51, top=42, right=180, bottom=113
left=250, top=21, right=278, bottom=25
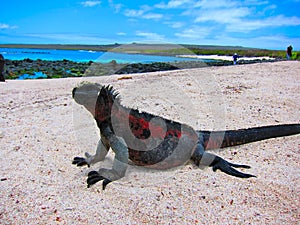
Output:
left=72, top=135, right=110, bottom=167
left=191, top=141, right=256, bottom=178
left=87, top=126, right=129, bottom=190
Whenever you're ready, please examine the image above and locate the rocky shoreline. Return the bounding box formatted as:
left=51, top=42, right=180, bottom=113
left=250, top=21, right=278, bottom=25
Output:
left=3, top=57, right=280, bottom=79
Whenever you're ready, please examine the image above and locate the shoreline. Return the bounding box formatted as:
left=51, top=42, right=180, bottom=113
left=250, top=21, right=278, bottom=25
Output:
left=3, top=56, right=281, bottom=79
left=177, top=54, right=276, bottom=61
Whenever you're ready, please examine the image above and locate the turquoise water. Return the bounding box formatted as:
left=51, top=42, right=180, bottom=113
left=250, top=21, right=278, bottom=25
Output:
left=16, top=71, right=48, bottom=80
left=0, top=48, right=208, bottom=63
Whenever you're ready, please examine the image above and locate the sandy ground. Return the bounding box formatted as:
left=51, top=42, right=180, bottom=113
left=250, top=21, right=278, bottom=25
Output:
left=178, top=54, right=275, bottom=61
left=0, top=61, right=299, bottom=224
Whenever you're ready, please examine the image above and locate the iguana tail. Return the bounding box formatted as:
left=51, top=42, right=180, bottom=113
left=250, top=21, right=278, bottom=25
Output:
left=199, top=124, right=300, bottom=150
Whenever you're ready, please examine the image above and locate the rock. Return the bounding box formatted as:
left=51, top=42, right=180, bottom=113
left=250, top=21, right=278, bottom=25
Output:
left=0, top=54, right=5, bottom=82
left=3, top=57, right=280, bottom=80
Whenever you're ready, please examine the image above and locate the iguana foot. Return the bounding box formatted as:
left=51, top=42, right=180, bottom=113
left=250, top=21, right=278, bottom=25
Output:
left=72, top=152, right=96, bottom=167
left=87, top=168, right=124, bottom=190
left=87, top=171, right=112, bottom=190
left=72, top=157, right=90, bottom=167
left=209, top=156, right=256, bottom=178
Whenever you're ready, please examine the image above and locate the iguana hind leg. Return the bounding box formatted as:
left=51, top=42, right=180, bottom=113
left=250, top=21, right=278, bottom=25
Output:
left=191, top=142, right=256, bottom=178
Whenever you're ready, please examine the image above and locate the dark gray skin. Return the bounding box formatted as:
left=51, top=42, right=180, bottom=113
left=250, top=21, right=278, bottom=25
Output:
left=72, top=82, right=300, bottom=190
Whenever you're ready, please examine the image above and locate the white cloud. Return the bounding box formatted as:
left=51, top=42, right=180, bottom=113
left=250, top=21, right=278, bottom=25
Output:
left=226, top=15, right=300, bottom=32
left=107, top=0, right=300, bottom=48
left=243, top=0, right=269, bottom=6
left=117, top=32, right=127, bottom=36
left=135, top=31, right=165, bottom=40
left=124, top=9, right=144, bottom=17
left=194, top=7, right=251, bottom=24
left=188, top=1, right=300, bottom=33
left=0, top=23, right=9, bottom=29
left=155, top=0, right=192, bottom=9
left=155, top=0, right=240, bottom=9
left=0, top=23, right=18, bottom=30
left=260, top=4, right=277, bottom=15
left=194, top=0, right=239, bottom=9
left=165, top=21, right=185, bottom=28
left=143, top=13, right=163, bottom=20
left=267, top=15, right=300, bottom=26
left=124, top=7, right=163, bottom=20
left=109, top=0, right=123, bottom=13
left=175, top=26, right=212, bottom=39
left=80, top=1, right=101, bottom=7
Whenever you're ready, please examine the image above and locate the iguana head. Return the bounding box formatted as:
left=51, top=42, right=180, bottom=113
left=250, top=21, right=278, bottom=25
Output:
left=73, top=82, right=120, bottom=121
left=72, top=82, right=102, bottom=116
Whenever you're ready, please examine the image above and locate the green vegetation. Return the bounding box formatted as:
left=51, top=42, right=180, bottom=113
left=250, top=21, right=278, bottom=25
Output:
left=4, top=59, right=89, bottom=79
left=188, top=48, right=285, bottom=58
left=292, top=51, right=300, bottom=60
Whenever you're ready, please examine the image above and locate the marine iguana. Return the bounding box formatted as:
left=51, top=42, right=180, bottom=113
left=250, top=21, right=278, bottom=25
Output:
left=72, top=82, right=300, bottom=190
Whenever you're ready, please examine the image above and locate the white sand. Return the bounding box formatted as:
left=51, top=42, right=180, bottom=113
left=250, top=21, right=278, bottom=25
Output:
left=0, top=61, right=299, bottom=224
left=178, top=54, right=275, bottom=61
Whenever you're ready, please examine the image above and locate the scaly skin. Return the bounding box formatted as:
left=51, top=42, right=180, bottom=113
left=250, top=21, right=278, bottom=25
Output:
left=72, top=82, right=300, bottom=190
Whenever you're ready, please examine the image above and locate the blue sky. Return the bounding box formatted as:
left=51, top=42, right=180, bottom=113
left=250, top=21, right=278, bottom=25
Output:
left=1, top=0, right=300, bottom=49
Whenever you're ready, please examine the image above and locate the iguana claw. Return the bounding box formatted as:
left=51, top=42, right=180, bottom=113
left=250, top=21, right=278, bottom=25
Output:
left=87, top=171, right=112, bottom=190
left=72, top=157, right=90, bottom=167
left=210, top=156, right=256, bottom=178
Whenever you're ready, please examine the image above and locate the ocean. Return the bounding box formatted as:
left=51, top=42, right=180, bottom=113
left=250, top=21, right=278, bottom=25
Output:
left=0, top=48, right=209, bottom=64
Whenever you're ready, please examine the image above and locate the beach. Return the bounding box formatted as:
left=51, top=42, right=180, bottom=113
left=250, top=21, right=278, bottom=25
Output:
left=0, top=61, right=299, bottom=224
